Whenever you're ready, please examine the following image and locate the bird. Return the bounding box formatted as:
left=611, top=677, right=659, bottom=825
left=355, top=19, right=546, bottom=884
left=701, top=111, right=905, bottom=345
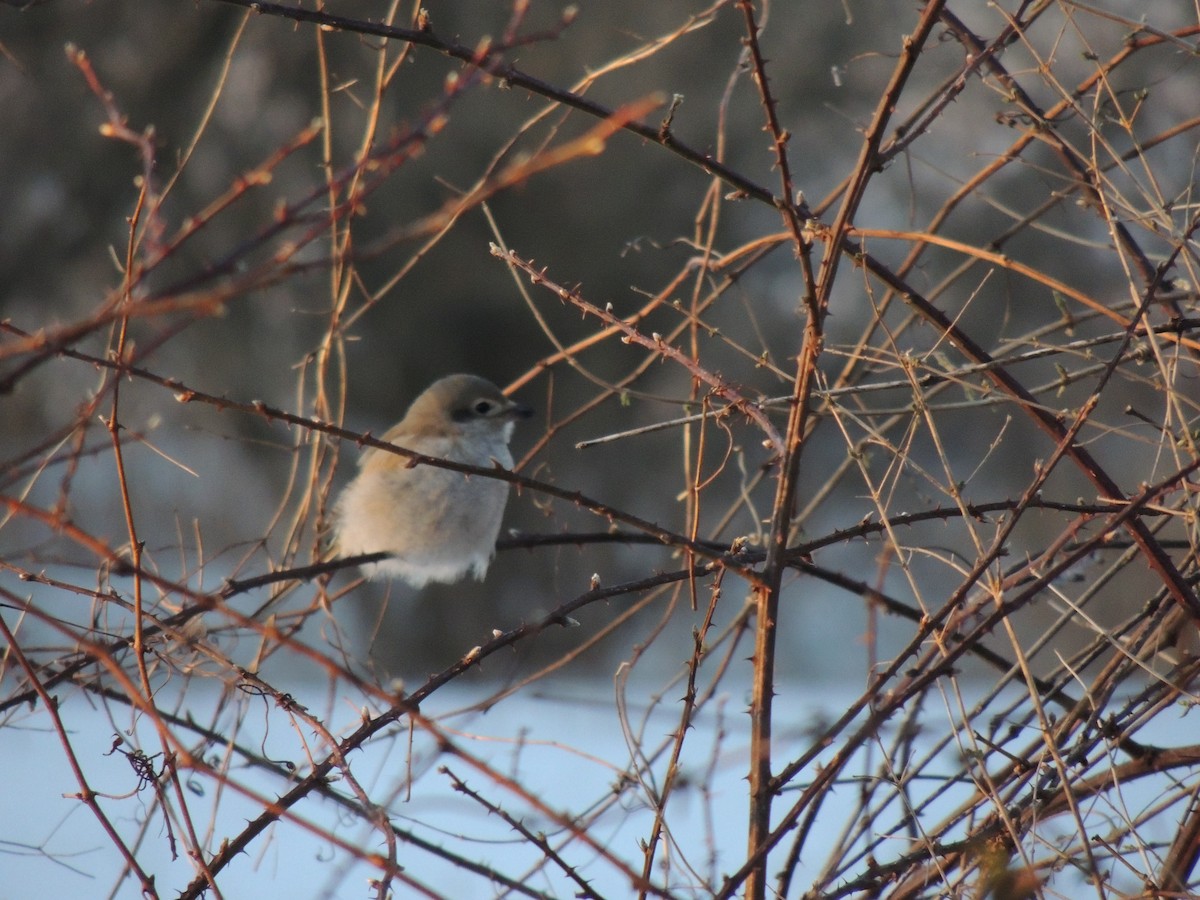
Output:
left=333, top=374, right=533, bottom=585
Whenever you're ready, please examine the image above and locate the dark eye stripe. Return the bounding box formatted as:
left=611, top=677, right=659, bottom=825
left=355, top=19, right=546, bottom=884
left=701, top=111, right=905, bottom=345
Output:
left=451, top=400, right=497, bottom=422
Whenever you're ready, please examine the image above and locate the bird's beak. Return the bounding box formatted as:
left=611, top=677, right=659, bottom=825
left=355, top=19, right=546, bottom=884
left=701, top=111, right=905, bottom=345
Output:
left=507, top=401, right=535, bottom=420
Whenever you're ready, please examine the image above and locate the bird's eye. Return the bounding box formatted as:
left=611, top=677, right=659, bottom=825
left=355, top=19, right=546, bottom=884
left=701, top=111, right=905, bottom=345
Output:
left=473, top=400, right=495, bottom=416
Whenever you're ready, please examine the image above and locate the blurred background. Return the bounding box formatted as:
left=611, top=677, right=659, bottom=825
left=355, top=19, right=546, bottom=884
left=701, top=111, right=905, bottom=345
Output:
left=2, top=0, right=1197, bottom=673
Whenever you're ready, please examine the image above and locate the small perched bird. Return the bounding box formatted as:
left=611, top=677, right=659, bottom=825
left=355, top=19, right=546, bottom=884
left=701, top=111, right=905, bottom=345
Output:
left=334, top=374, right=533, bottom=585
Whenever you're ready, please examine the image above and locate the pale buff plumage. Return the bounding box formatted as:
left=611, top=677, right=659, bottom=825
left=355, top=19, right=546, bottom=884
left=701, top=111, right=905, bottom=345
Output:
left=334, top=374, right=532, bottom=585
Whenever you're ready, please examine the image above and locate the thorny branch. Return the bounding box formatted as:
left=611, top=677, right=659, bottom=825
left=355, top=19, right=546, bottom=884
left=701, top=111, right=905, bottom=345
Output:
left=3, top=2, right=1199, bottom=898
